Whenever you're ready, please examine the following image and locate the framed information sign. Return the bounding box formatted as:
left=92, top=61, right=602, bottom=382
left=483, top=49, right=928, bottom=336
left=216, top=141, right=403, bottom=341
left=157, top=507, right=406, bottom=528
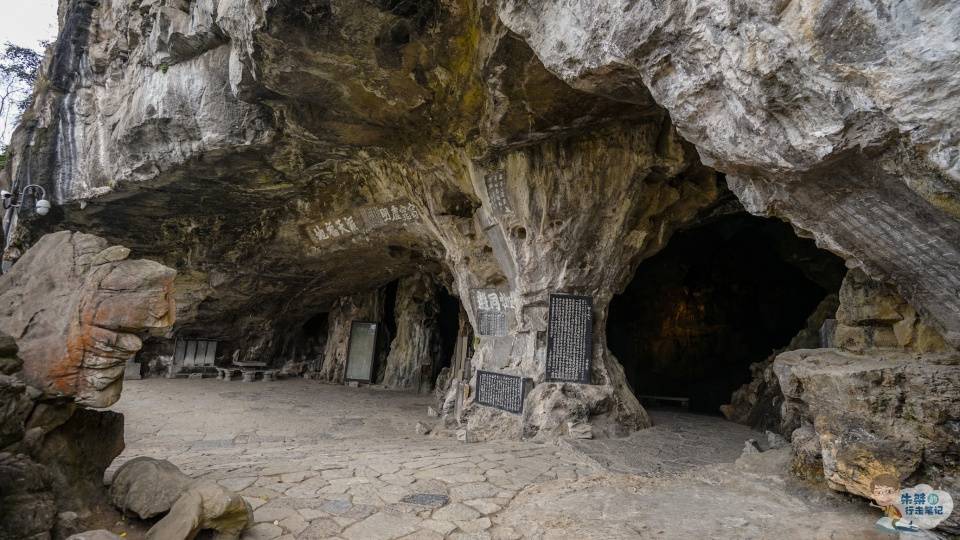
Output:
left=345, top=321, right=379, bottom=383
left=545, top=293, right=593, bottom=383
left=475, top=370, right=528, bottom=414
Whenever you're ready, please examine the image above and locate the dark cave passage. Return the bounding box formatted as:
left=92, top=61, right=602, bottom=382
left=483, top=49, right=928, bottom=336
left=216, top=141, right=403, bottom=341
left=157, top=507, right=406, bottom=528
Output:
left=432, top=285, right=461, bottom=385
left=608, top=213, right=845, bottom=414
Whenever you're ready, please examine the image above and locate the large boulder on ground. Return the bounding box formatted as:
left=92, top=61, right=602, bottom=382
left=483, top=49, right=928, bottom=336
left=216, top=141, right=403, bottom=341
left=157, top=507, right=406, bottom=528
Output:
left=773, top=348, right=960, bottom=533
left=0, top=231, right=176, bottom=408
left=109, top=457, right=194, bottom=519
left=108, top=457, right=252, bottom=539
left=146, top=481, right=253, bottom=540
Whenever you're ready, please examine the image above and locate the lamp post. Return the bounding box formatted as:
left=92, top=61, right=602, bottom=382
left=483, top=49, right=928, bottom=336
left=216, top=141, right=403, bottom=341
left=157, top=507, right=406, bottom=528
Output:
left=1, top=184, right=51, bottom=273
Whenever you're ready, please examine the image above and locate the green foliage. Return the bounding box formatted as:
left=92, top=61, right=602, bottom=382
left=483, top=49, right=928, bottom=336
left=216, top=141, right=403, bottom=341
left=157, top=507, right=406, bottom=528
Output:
left=159, top=63, right=169, bottom=74
left=1, top=42, right=44, bottom=144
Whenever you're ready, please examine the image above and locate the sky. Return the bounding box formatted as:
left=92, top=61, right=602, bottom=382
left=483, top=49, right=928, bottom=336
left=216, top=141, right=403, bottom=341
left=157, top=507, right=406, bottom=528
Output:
left=0, top=0, right=59, bottom=50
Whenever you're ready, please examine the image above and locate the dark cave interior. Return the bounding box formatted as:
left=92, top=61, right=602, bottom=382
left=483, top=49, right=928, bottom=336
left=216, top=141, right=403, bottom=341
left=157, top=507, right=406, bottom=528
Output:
left=608, top=213, right=846, bottom=414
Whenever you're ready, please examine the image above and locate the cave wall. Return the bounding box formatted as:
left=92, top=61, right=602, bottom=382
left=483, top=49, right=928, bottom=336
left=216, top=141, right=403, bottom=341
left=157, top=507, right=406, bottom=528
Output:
left=498, top=0, right=960, bottom=348
left=0, top=0, right=956, bottom=451
left=381, top=273, right=441, bottom=390
left=317, top=288, right=387, bottom=384
left=774, top=270, right=959, bottom=533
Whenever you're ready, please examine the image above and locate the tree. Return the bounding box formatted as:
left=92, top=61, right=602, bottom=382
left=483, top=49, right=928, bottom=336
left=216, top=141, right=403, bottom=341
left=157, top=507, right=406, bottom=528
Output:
left=0, top=42, right=43, bottom=153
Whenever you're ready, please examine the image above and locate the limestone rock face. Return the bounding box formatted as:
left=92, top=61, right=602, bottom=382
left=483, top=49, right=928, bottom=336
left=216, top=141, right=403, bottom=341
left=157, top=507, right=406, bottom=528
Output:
left=0, top=451, right=56, bottom=540
left=0, top=231, right=176, bottom=407
left=498, top=0, right=960, bottom=348
left=317, top=290, right=386, bottom=383
left=381, top=274, right=440, bottom=390
left=773, top=348, right=960, bottom=533
left=1, top=0, right=957, bottom=444
left=0, top=332, right=126, bottom=540
left=835, top=268, right=949, bottom=353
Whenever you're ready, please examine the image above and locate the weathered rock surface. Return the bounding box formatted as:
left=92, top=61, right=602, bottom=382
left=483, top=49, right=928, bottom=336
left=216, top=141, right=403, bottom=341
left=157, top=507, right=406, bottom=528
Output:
left=317, top=289, right=386, bottom=383
left=146, top=480, right=252, bottom=540
left=0, top=451, right=57, bottom=540
left=498, top=0, right=960, bottom=347
left=108, top=456, right=252, bottom=539
left=0, top=233, right=175, bottom=539
left=381, top=274, right=436, bottom=389
left=0, top=231, right=176, bottom=407
left=0, top=0, right=957, bottom=451
left=773, top=348, right=960, bottom=533
left=0, top=335, right=125, bottom=540
left=835, top=268, right=949, bottom=353
left=109, top=457, right=194, bottom=519
left=65, top=531, right=122, bottom=540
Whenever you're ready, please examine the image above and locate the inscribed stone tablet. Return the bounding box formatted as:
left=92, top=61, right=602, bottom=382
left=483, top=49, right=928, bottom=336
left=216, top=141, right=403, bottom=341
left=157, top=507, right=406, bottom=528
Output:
left=471, top=288, right=510, bottom=336
left=345, top=321, right=378, bottom=382
left=476, top=370, right=527, bottom=414
left=545, top=294, right=593, bottom=383
left=485, top=170, right=511, bottom=215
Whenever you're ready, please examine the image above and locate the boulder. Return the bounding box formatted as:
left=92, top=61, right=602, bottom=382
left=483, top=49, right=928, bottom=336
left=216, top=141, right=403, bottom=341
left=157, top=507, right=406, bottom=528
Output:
left=773, top=348, right=960, bottom=533
left=0, top=231, right=176, bottom=408
left=146, top=481, right=253, bottom=540
left=109, top=457, right=194, bottom=519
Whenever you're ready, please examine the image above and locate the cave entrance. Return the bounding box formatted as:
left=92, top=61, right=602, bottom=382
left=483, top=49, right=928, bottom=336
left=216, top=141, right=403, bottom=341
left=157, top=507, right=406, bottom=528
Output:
left=277, top=312, right=330, bottom=376
left=607, top=212, right=845, bottom=414
left=430, top=285, right=461, bottom=389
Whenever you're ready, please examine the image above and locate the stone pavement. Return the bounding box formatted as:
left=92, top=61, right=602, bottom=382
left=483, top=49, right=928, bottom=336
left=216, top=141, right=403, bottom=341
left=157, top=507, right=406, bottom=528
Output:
left=108, top=379, right=884, bottom=539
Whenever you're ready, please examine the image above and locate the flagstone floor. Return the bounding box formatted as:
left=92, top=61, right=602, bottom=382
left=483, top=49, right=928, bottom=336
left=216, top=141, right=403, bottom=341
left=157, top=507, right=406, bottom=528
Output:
left=107, top=379, right=887, bottom=539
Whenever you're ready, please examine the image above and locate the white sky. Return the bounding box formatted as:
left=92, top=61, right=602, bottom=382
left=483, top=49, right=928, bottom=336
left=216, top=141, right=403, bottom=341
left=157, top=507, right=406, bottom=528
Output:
left=0, top=0, right=59, bottom=50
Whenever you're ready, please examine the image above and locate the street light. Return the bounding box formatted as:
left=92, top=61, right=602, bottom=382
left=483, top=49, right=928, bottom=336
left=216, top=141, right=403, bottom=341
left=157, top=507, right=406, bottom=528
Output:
left=2, top=184, right=50, bottom=216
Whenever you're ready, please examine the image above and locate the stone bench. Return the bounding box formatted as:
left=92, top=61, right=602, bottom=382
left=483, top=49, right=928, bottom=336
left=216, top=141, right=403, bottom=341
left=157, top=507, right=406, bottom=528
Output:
left=215, top=367, right=242, bottom=381
left=637, top=394, right=690, bottom=409
left=217, top=367, right=278, bottom=382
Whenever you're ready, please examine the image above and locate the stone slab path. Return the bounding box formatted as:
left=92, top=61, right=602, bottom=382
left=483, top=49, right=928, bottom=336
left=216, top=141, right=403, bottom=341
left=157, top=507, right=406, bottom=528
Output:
left=108, top=379, right=887, bottom=539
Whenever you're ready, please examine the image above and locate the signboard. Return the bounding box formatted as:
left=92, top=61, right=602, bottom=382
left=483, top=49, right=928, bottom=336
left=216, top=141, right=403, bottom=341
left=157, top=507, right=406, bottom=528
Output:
left=471, top=288, right=511, bottom=336
left=476, top=370, right=528, bottom=414
left=484, top=170, right=511, bottom=215
left=305, top=200, right=421, bottom=246
left=174, top=339, right=218, bottom=367
left=345, top=321, right=379, bottom=383
left=545, top=294, right=593, bottom=383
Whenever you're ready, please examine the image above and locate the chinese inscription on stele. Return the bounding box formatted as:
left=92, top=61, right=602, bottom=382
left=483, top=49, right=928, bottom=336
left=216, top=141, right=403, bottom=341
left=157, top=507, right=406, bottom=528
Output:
left=471, top=288, right=511, bottom=336
left=545, top=293, right=593, bottom=384
left=476, top=370, right=527, bottom=414
left=305, top=201, right=421, bottom=245
left=485, top=169, right=511, bottom=216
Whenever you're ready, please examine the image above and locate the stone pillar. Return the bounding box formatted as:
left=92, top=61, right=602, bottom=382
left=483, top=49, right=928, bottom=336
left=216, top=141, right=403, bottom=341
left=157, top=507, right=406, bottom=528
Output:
left=394, top=123, right=719, bottom=440
left=381, top=274, right=440, bottom=389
